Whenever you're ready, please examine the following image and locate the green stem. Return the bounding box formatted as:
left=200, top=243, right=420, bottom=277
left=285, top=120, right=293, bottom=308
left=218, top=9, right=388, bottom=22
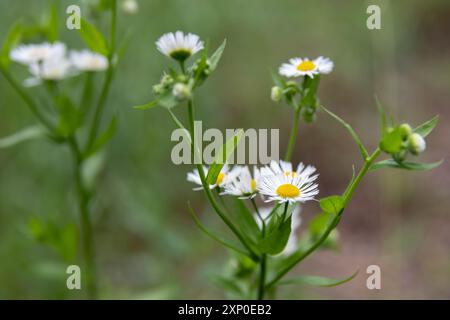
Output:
left=69, top=137, right=97, bottom=299
left=284, top=106, right=301, bottom=161
left=86, top=0, right=117, bottom=149
left=0, top=67, right=54, bottom=131
left=266, top=148, right=381, bottom=289
left=187, top=100, right=259, bottom=261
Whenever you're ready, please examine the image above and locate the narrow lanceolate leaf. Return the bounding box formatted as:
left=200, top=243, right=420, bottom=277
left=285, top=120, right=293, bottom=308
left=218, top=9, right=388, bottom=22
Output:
left=414, top=115, right=439, bottom=138
left=133, top=100, right=159, bottom=110
left=370, top=159, right=443, bottom=171
left=258, top=214, right=292, bottom=255
left=320, top=105, right=369, bottom=160
left=319, top=195, right=344, bottom=215
left=208, top=39, right=226, bottom=71
left=79, top=19, right=109, bottom=56
left=0, top=21, right=23, bottom=68
left=279, top=270, right=359, bottom=287
left=206, top=129, right=244, bottom=185
left=0, top=126, right=46, bottom=148
left=374, top=95, right=387, bottom=136
left=188, top=203, right=249, bottom=257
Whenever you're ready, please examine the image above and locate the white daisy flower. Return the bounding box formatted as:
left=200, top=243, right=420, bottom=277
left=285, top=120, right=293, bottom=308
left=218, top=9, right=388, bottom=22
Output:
left=156, top=31, right=204, bottom=61
left=10, top=42, right=66, bottom=66
left=279, top=56, right=333, bottom=78
left=255, top=206, right=302, bottom=255
left=221, top=166, right=261, bottom=199
left=187, top=164, right=239, bottom=191
left=260, top=160, right=317, bottom=180
left=70, top=50, right=108, bottom=72
left=25, top=56, right=73, bottom=86
left=258, top=162, right=319, bottom=204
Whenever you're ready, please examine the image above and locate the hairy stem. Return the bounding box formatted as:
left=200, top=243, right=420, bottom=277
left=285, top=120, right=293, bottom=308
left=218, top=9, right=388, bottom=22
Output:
left=69, top=138, right=97, bottom=299
left=284, top=106, right=301, bottom=161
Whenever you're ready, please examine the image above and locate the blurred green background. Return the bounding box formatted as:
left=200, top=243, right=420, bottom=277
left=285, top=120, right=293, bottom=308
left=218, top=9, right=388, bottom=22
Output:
left=0, top=0, right=449, bottom=299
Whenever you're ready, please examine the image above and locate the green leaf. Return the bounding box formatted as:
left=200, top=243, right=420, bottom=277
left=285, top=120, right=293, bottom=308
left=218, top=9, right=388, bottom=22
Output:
left=319, top=195, right=344, bottom=215
left=206, top=129, right=243, bottom=185
left=84, top=116, right=117, bottom=158
left=279, top=270, right=359, bottom=287
left=321, top=105, right=369, bottom=160
left=45, top=4, right=59, bottom=42
left=0, top=126, right=46, bottom=148
left=55, top=95, right=81, bottom=136
left=230, top=199, right=261, bottom=244
left=133, top=100, right=159, bottom=110
left=308, top=211, right=336, bottom=238
left=208, top=39, right=226, bottom=71
left=0, top=21, right=23, bottom=68
left=188, top=203, right=249, bottom=257
left=375, top=95, right=387, bottom=136
left=370, top=159, right=443, bottom=171
left=78, top=19, right=109, bottom=56
left=82, top=151, right=105, bottom=191
left=258, top=214, right=292, bottom=255
left=414, top=115, right=439, bottom=138
left=379, top=127, right=404, bottom=154
left=212, top=276, right=244, bottom=297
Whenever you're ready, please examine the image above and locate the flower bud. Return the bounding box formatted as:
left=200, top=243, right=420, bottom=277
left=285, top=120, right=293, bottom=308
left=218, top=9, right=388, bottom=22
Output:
left=172, top=83, right=191, bottom=101
left=399, top=123, right=412, bottom=140
left=271, top=86, right=282, bottom=102
left=122, top=0, right=139, bottom=14
left=160, top=74, right=174, bottom=87
left=408, top=133, right=426, bottom=155
left=152, top=84, right=164, bottom=95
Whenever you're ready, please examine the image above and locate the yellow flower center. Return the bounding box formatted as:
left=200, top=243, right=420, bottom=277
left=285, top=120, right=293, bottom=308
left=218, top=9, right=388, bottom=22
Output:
left=251, top=179, right=257, bottom=192
left=297, top=60, right=316, bottom=72
left=284, top=171, right=296, bottom=178
left=276, top=183, right=300, bottom=198
left=216, top=172, right=225, bottom=185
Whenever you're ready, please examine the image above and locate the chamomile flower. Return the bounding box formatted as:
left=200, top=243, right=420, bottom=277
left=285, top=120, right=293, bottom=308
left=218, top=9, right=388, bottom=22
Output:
left=25, top=56, right=73, bottom=86
left=10, top=42, right=66, bottom=66
left=279, top=56, right=333, bottom=78
left=258, top=162, right=319, bottom=204
left=221, top=166, right=261, bottom=199
left=187, top=164, right=239, bottom=191
left=156, top=31, right=204, bottom=62
left=255, top=206, right=301, bottom=255
left=69, top=50, right=108, bottom=72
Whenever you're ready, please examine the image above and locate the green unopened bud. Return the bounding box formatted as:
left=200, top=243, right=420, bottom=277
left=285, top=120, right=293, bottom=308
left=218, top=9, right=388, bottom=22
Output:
left=172, top=83, right=191, bottom=101
left=399, top=123, right=412, bottom=140
left=152, top=84, right=164, bottom=95
left=408, top=133, right=426, bottom=155
left=160, top=74, right=174, bottom=87
left=302, top=107, right=316, bottom=123
left=177, top=74, right=188, bottom=83
left=271, top=86, right=283, bottom=102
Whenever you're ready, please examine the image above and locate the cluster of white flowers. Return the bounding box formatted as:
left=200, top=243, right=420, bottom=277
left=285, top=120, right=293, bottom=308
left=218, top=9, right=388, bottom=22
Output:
left=9, top=42, right=108, bottom=86
left=187, top=160, right=319, bottom=205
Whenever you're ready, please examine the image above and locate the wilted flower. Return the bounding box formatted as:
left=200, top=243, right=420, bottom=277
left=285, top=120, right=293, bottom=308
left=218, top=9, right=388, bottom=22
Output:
left=279, top=56, right=333, bottom=78
left=221, top=166, right=261, bottom=199
left=187, top=165, right=240, bottom=190
left=156, top=31, right=204, bottom=62
left=70, top=49, right=108, bottom=72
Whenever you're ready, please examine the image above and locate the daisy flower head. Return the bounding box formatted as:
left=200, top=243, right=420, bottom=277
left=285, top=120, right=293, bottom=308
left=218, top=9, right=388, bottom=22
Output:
left=255, top=206, right=302, bottom=255
left=258, top=162, right=319, bottom=204
left=25, top=55, right=73, bottom=86
left=221, top=166, right=261, bottom=199
left=10, top=42, right=66, bottom=66
left=186, top=164, right=240, bottom=191
left=156, top=31, right=204, bottom=62
left=70, top=50, right=108, bottom=72
left=279, top=56, right=333, bottom=78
